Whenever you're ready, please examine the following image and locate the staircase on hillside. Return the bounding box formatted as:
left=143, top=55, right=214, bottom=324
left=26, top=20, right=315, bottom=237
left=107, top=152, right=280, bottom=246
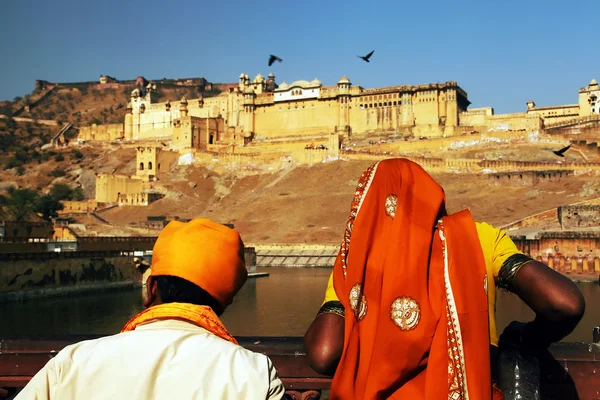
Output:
left=50, top=123, right=74, bottom=147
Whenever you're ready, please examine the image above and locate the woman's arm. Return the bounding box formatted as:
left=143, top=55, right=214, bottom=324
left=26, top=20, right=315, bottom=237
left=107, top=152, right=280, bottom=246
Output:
left=498, top=255, right=585, bottom=348
left=303, top=302, right=345, bottom=376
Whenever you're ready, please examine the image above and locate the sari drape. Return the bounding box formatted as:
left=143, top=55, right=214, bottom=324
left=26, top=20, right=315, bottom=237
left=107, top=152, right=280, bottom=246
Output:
left=331, top=158, right=491, bottom=400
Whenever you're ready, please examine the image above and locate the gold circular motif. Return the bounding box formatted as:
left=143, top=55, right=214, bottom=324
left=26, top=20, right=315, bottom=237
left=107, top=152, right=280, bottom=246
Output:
left=390, top=296, right=420, bottom=331
left=349, top=283, right=367, bottom=321
left=385, top=194, right=398, bottom=219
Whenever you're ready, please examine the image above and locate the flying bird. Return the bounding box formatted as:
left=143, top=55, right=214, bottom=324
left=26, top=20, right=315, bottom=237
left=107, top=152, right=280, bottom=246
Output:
left=358, top=50, right=375, bottom=63
left=268, top=55, right=283, bottom=66
left=552, top=144, right=572, bottom=157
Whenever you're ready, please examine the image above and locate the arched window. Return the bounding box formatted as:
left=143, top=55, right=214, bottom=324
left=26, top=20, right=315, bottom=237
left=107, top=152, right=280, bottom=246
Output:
left=148, top=162, right=153, bottom=170
left=139, top=162, right=144, bottom=171
left=209, top=134, right=215, bottom=144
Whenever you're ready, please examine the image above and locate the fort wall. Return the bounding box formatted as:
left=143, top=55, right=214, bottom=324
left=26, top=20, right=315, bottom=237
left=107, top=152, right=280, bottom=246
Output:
left=117, top=192, right=164, bottom=206
left=95, top=173, right=149, bottom=203
left=558, top=205, right=600, bottom=229
left=488, top=170, right=573, bottom=187
left=0, top=253, right=139, bottom=301
left=79, top=123, right=123, bottom=141
left=58, top=200, right=101, bottom=214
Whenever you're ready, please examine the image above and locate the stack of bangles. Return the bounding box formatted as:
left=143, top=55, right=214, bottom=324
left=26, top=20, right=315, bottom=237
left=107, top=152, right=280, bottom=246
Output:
left=317, top=301, right=345, bottom=318
left=496, top=254, right=536, bottom=292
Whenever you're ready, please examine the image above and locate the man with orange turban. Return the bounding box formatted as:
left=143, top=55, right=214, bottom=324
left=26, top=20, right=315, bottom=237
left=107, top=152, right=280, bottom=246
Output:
left=16, top=219, right=286, bottom=400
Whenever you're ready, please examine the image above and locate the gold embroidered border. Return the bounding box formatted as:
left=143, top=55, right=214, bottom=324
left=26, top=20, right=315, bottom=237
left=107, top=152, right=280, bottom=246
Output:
left=438, top=220, right=469, bottom=400
left=338, top=162, right=379, bottom=279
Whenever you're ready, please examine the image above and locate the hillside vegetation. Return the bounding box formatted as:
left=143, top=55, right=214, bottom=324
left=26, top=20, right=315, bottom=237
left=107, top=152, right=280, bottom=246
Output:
left=1, top=80, right=224, bottom=127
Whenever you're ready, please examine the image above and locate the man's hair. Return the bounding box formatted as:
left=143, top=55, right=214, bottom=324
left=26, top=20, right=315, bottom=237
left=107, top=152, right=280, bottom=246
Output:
left=155, top=275, right=223, bottom=315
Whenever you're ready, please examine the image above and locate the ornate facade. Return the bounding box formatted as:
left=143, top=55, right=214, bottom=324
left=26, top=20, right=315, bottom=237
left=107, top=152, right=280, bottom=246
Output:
left=78, top=75, right=600, bottom=145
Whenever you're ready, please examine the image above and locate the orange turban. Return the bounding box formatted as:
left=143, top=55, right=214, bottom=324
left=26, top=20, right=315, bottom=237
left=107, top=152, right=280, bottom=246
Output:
left=150, top=218, right=247, bottom=310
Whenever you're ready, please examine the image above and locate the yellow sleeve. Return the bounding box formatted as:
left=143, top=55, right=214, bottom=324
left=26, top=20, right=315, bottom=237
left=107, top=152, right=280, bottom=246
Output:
left=322, top=271, right=340, bottom=305
left=476, top=222, right=523, bottom=277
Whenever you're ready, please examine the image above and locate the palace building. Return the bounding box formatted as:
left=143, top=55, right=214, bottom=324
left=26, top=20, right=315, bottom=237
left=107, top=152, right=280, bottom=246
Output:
left=78, top=74, right=600, bottom=147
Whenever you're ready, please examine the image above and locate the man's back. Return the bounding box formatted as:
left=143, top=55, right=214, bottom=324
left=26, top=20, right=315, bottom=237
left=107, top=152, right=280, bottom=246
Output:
left=17, top=320, right=284, bottom=400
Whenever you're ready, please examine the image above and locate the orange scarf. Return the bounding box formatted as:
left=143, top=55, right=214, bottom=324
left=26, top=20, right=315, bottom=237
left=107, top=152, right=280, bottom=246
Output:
left=121, top=302, right=238, bottom=345
left=330, top=159, right=492, bottom=400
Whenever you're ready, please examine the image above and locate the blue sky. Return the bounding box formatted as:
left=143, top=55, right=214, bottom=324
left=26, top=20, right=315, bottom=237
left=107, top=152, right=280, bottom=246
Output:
left=1, top=0, right=597, bottom=113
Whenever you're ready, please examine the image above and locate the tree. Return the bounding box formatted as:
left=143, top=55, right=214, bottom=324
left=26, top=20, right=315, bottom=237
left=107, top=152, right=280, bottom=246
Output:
left=49, top=183, right=73, bottom=201
left=36, top=195, right=63, bottom=221
left=4, top=188, right=39, bottom=221
left=72, top=187, right=85, bottom=201
left=71, top=149, right=84, bottom=159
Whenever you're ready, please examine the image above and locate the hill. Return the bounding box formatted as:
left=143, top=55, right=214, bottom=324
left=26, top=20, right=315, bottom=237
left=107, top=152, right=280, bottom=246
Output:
left=0, top=76, right=231, bottom=127
left=95, top=158, right=600, bottom=244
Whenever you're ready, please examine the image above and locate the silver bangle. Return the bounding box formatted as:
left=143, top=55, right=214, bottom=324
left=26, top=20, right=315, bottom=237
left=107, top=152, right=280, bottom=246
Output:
left=496, top=254, right=535, bottom=291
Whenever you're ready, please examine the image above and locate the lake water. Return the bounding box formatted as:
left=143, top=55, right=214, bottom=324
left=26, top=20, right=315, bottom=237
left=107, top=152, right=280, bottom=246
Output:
left=1, top=267, right=598, bottom=342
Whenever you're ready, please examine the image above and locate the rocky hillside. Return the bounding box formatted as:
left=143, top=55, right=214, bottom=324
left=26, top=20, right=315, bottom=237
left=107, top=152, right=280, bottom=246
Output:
left=1, top=78, right=228, bottom=128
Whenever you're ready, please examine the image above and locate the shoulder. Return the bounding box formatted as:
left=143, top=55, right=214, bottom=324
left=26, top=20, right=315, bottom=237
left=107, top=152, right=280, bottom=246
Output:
left=475, top=221, right=499, bottom=240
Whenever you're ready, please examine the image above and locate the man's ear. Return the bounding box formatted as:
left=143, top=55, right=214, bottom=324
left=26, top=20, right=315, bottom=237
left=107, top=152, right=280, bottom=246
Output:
left=144, top=276, right=158, bottom=308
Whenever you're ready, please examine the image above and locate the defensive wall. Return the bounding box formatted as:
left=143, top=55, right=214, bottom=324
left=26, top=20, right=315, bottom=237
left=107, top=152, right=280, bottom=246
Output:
left=512, top=232, right=600, bottom=281
left=0, top=115, right=58, bottom=126
left=500, top=198, right=600, bottom=231
left=58, top=200, right=102, bottom=214
left=339, top=152, right=600, bottom=173
left=559, top=205, right=600, bottom=229
left=0, top=243, right=257, bottom=300
left=487, top=170, right=573, bottom=187
left=0, top=251, right=139, bottom=301
left=78, top=123, right=124, bottom=142
left=117, top=192, right=164, bottom=206
left=95, top=173, right=151, bottom=203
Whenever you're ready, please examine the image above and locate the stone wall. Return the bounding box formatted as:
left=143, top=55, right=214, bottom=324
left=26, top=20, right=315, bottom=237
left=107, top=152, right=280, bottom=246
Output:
left=59, top=200, right=101, bottom=214
left=488, top=170, right=573, bottom=187
left=558, top=205, right=600, bottom=229
left=95, top=173, right=150, bottom=203
left=0, top=253, right=139, bottom=301
left=78, top=123, right=123, bottom=141
left=511, top=233, right=600, bottom=280
left=117, top=192, right=164, bottom=206
left=0, top=221, right=53, bottom=241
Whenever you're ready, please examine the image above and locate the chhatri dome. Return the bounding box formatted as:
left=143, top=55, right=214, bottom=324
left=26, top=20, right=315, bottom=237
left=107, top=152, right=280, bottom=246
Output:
left=338, top=76, right=351, bottom=84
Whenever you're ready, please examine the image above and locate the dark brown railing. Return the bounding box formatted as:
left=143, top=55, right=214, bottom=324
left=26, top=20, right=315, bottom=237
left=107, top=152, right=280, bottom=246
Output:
left=1, top=333, right=600, bottom=399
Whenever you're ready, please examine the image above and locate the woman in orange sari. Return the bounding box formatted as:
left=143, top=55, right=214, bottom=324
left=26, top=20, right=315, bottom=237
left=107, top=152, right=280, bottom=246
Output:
left=326, top=158, right=493, bottom=399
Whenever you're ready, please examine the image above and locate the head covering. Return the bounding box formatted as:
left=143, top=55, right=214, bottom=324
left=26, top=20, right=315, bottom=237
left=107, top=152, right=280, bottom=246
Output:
left=330, top=158, right=491, bottom=400
left=150, top=218, right=247, bottom=310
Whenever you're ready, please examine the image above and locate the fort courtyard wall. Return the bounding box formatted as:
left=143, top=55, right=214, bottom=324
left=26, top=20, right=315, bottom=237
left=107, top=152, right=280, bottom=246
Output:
left=95, top=173, right=149, bottom=203
left=59, top=200, right=101, bottom=214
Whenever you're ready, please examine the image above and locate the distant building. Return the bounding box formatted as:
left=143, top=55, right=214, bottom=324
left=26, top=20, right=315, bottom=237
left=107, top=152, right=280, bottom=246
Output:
left=79, top=74, right=600, bottom=145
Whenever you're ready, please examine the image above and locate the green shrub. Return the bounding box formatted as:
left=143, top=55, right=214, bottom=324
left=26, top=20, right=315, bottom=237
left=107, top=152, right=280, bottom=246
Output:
left=71, top=149, right=84, bottom=159
left=55, top=153, right=64, bottom=162
left=49, top=169, right=66, bottom=177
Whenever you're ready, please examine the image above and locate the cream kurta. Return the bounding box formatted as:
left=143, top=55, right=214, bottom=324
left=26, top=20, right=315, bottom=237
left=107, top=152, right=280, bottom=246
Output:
left=16, top=319, right=285, bottom=400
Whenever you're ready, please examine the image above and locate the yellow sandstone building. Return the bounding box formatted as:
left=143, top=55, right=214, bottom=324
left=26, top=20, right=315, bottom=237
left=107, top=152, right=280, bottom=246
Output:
left=79, top=74, right=600, bottom=145
left=82, top=75, right=600, bottom=206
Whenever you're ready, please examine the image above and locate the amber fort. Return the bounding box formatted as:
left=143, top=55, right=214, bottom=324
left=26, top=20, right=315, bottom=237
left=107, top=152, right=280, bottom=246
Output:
left=78, top=74, right=600, bottom=145
left=67, top=73, right=600, bottom=208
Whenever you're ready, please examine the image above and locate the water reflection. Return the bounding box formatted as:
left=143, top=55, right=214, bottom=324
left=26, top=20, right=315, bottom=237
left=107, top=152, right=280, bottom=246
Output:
left=1, top=268, right=597, bottom=342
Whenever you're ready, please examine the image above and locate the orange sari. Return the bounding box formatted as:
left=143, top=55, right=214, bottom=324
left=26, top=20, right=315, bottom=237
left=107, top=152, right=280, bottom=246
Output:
left=330, top=159, right=492, bottom=400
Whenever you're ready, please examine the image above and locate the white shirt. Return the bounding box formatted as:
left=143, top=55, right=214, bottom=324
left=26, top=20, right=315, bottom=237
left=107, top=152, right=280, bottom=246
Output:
left=16, top=319, right=285, bottom=400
